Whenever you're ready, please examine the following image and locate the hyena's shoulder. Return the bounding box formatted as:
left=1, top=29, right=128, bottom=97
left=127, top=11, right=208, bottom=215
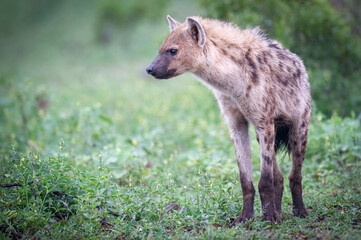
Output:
left=264, top=39, right=309, bottom=89
left=202, top=18, right=307, bottom=80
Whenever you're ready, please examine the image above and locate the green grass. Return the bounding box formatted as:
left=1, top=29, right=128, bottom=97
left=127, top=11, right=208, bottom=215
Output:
left=0, top=1, right=360, bottom=239
left=1, top=113, right=360, bottom=239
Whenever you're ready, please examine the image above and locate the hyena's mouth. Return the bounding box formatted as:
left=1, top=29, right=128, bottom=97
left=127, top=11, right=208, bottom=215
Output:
left=157, top=69, right=177, bottom=79
left=151, top=68, right=177, bottom=79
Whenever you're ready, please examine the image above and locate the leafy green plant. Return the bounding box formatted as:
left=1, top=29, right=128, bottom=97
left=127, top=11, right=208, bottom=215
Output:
left=1, top=113, right=360, bottom=239
left=95, top=0, right=169, bottom=43
left=0, top=141, right=119, bottom=239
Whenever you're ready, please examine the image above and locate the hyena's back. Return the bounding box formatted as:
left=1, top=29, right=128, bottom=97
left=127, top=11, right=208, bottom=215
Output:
left=246, top=38, right=312, bottom=152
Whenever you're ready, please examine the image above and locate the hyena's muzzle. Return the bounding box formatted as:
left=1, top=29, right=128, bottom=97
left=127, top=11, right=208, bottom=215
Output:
left=146, top=53, right=177, bottom=79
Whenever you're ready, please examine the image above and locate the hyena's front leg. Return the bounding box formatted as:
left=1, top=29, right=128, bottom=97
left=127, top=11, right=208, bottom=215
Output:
left=215, top=94, right=255, bottom=224
left=232, top=119, right=256, bottom=223
left=257, top=124, right=280, bottom=223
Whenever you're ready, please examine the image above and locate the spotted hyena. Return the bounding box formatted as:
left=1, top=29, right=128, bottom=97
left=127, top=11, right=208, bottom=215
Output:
left=146, top=15, right=311, bottom=224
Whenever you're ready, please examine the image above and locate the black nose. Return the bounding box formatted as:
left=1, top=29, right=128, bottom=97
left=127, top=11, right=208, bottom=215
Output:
left=146, top=66, right=154, bottom=75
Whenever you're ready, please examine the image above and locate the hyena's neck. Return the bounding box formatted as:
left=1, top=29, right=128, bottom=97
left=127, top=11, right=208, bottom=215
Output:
left=192, top=29, right=268, bottom=96
left=193, top=44, right=252, bottom=96
left=192, top=70, right=237, bottom=94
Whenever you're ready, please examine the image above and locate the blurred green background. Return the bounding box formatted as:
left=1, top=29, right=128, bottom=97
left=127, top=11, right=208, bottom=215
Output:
left=0, top=0, right=360, bottom=180
left=0, top=0, right=360, bottom=239
left=1, top=0, right=360, bottom=155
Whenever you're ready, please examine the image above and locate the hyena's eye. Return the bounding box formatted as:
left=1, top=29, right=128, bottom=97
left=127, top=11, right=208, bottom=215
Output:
left=169, top=49, right=178, bottom=56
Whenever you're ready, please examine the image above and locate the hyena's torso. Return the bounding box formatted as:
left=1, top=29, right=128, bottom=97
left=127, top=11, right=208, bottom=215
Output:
left=191, top=18, right=311, bottom=128
left=147, top=16, right=311, bottom=224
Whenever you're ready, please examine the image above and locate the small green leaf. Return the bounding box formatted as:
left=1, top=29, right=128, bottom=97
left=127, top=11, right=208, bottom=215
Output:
left=99, top=115, right=113, bottom=124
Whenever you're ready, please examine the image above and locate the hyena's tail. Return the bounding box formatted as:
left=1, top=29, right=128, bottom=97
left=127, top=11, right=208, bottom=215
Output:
left=274, top=123, right=291, bottom=154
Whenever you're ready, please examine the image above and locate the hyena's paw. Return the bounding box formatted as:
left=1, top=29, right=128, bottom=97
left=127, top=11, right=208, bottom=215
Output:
left=261, top=211, right=280, bottom=224
left=232, top=214, right=253, bottom=226
left=293, top=207, right=309, bottom=218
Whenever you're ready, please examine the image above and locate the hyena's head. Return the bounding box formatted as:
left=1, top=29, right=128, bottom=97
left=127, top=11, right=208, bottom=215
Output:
left=146, top=15, right=206, bottom=79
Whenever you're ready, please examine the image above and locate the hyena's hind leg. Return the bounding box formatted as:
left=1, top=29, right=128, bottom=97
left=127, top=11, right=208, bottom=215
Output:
left=273, top=157, right=284, bottom=215
left=256, top=130, right=284, bottom=215
left=288, top=113, right=310, bottom=218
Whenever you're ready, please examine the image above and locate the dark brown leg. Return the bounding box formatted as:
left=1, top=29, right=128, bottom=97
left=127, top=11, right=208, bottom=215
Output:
left=273, top=160, right=284, bottom=215
left=257, top=125, right=280, bottom=224
left=289, top=119, right=310, bottom=218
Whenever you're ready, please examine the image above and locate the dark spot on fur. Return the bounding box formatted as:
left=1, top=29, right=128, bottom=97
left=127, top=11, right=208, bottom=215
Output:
left=263, top=101, right=269, bottom=112
left=245, top=49, right=256, bottom=69
left=210, top=39, right=218, bottom=47
left=301, top=133, right=307, bottom=141
left=275, top=74, right=281, bottom=82
left=257, top=56, right=263, bottom=64
left=262, top=154, right=272, bottom=165
left=269, top=43, right=280, bottom=49
left=262, top=51, right=269, bottom=64
left=304, top=133, right=308, bottom=139
left=221, top=49, right=228, bottom=56
left=230, top=55, right=240, bottom=66
left=267, top=144, right=271, bottom=151
left=301, top=122, right=306, bottom=128
left=251, top=71, right=258, bottom=84
left=267, top=88, right=274, bottom=100
left=276, top=74, right=288, bottom=86
left=259, top=172, right=273, bottom=194
left=248, top=58, right=256, bottom=70
left=266, top=129, right=273, bottom=138
left=302, top=109, right=309, bottom=119
left=277, top=52, right=286, bottom=60
left=246, top=85, right=252, bottom=97
left=244, top=50, right=259, bottom=85
left=227, top=43, right=240, bottom=50
left=260, top=116, right=266, bottom=124
left=259, top=65, right=265, bottom=72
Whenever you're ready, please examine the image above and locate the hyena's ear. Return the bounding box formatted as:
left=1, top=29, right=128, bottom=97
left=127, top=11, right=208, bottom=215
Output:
left=167, top=15, right=180, bottom=32
left=186, top=17, right=206, bottom=47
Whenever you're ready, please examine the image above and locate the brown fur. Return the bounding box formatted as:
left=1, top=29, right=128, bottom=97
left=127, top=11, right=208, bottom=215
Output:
left=146, top=15, right=312, bottom=224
